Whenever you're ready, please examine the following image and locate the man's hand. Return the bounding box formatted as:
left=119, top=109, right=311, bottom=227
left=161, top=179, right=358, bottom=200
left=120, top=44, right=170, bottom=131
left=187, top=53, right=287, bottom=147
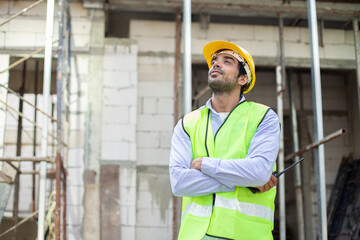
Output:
left=190, top=157, right=203, bottom=170
left=256, top=175, right=277, bottom=193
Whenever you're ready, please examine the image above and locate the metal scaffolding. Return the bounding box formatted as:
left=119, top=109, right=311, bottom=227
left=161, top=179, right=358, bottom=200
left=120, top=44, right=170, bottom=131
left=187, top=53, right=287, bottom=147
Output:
left=0, top=0, right=71, bottom=239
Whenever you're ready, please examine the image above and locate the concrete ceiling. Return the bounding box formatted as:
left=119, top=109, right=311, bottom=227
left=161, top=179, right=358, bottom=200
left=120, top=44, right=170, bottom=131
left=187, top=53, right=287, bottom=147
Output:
left=99, top=0, right=360, bottom=20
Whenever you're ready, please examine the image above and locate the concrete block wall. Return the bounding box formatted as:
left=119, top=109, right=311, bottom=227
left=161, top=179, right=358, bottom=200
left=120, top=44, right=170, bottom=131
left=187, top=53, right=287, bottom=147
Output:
left=130, top=20, right=175, bottom=239
left=101, top=39, right=138, bottom=239
left=119, top=166, right=137, bottom=240
left=130, top=19, right=358, bottom=62
left=0, top=1, right=91, bottom=50
left=136, top=166, right=173, bottom=240
left=101, top=39, right=138, bottom=162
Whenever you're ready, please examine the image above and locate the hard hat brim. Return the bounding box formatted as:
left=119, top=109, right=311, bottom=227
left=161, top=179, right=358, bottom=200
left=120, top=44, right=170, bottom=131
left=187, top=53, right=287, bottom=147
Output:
left=203, top=40, right=256, bottom=94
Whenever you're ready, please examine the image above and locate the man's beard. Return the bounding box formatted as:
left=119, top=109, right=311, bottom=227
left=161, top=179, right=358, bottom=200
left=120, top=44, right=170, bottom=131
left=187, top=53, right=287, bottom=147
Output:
left=208, top=77, right=238, bottom=95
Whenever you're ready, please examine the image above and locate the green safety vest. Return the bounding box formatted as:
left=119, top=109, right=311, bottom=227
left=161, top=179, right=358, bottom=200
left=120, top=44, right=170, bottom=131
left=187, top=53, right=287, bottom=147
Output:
left=179, top=101, right=277, bottom=240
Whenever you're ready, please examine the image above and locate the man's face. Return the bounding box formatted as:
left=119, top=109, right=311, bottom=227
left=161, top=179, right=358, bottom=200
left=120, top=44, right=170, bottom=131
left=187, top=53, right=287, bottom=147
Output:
left=208, top=53, right=241, bottom=94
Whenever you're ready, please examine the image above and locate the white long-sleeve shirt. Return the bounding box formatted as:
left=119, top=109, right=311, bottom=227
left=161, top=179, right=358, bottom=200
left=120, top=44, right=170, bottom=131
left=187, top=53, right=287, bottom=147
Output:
left=169, top=97, right=280, bottom=197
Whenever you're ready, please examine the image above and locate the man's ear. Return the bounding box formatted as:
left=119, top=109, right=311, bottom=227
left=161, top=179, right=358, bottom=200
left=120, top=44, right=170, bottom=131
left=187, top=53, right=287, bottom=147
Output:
left=238, top=74, right=249, bottom=87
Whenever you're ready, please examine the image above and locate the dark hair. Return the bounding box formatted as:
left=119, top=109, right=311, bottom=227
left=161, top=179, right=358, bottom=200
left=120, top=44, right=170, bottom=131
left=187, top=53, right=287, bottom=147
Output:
left=238, top=61, right=248, bottom=96
left=237, top=61, right=247, bottom=78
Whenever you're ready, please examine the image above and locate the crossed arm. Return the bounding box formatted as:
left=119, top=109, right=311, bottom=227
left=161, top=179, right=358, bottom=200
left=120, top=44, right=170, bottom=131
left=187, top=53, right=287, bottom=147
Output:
left=190, top=157, right=278, bottom=193
left=169, top=109, right=280, bottom=197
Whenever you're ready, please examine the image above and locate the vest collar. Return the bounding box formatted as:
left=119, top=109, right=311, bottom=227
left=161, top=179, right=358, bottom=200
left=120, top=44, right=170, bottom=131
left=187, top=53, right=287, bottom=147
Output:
left=205, top=96, right=246, bottom=116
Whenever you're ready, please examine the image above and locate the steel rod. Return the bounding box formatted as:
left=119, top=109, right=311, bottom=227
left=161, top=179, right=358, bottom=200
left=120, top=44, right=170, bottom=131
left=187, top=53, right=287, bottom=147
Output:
left=0, top=156, right=54, bottom=163
left=0, top=99, right=61, bottom=144
left=0, top=199, right=53, bottom=238
left=285, top=128, right=346, bottom=162
left=0, top=83, right=57, bottom=122
left=0, top=0, right=45, bottom=27
left=279, top=14, right=286, bottom=92
left=19, top=170, right=55, bottom=175
left=55, top=0, right=65, bottom=236
left=288, top=70, right=305, bottom=240
left=38, top=0, right=56, bottom=238
left=172, top=7, right=181, bottom=240
left=0, top=170, right=12, bottom=184
left=12, top=62, right=26, bottom=240
left=183, top=0, right=192, bottom=114
left=0, top=47, right=44, bottom=75
left=62, top=170, right=66, bottom=240
left=278, top=14, right=287, bottom=240
left=3, top=160, right=21, bottom=173
left=32, top=60, right=39, bottom=218
left=0, top=40, right=58, bottom=75
left=55, top=153, right=61, bottom=240
left=0, top=210, right=39, bottom=238
left=307, top=1, right=328, bottom=238
left=276, top=65, right=286, bottom=240
left=12, top=174, right=19, bottom=240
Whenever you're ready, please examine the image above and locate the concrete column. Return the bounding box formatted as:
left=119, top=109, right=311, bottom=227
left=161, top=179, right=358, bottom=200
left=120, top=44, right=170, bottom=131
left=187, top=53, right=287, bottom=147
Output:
left=86, top=9, right=105, bottom=181
left=83, top=8, right=105, bottom=240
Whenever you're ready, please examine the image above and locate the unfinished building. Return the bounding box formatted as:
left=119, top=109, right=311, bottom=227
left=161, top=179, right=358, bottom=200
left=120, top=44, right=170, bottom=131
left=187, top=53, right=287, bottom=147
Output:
left=0, top=0, right=360, bottom=239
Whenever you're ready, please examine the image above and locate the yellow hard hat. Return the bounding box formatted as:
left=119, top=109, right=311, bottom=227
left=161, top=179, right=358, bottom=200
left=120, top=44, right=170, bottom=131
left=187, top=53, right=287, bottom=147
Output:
left=203, top=40, right=256, bottom=94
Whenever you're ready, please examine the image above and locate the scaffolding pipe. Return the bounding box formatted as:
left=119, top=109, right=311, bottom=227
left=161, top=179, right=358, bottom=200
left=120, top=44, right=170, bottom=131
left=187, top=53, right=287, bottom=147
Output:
left=38, top=0, right=55, bottom=238
left=183, top=0, right=192, bottom=114
left=62, top=171, right=67, bottom=240
left=285, top=128, right=346, bottom=162
left=288, top=70, right=305, bottom=240
left=63, top=3, right=71, bottom=238
left=0, top=47, right=44, bottom=75
left=172, top=7, right=181, bottom=240
left=32, top=60, right=39, bottom=218
left=0, top=98, right=61, bottom=143
left=276, top=65, right=286, bottom=240
left=0, top=0, right=45, bottom=27
left=66, top=1, right=71, bottom=127
left=12, top=62, right=26, bottom=240
left=307, top=1, right=328, bottom=239
left=278, top=13, right=286, bottom=240
left=353, top=18, right=360, bottom=122
left=0, top=82, right=57, bottom=122
left=279, top=14, right=286, bottom=91
left=55, top=0, right=65, bottom=237
left=0, top=157, right=54, bottom=163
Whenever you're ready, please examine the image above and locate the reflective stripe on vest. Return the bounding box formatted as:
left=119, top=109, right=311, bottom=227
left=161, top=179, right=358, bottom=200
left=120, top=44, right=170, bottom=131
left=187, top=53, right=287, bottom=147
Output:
left=181, top=202, right=213, bottom=221
left=215, top=195, right=274, bottom=222
left=181, top=195, right=274, bottom=223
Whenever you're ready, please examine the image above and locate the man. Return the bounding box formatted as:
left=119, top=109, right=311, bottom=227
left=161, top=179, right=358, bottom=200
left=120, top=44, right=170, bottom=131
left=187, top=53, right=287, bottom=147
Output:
left=169, top=40, right=280, bottom=240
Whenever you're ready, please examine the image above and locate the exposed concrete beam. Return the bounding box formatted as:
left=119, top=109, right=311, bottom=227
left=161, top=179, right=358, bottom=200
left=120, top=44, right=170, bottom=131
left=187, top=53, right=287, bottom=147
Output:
left=104, top=0, right=360, bottom=20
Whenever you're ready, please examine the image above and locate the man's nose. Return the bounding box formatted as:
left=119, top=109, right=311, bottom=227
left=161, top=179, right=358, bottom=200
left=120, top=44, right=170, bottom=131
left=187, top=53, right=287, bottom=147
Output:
left=212, top=60, right=221, bottom=68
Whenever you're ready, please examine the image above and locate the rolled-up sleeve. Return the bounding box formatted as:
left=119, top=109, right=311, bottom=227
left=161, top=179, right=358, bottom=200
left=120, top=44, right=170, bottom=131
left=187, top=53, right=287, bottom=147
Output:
left=169, top=119, right=235, bottom=197
left=201, top=109, right=280, bottom=188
